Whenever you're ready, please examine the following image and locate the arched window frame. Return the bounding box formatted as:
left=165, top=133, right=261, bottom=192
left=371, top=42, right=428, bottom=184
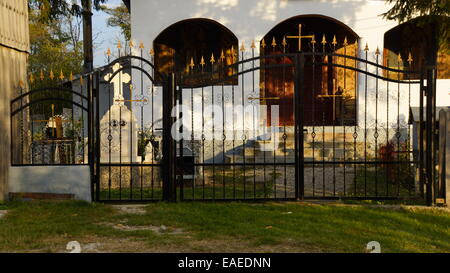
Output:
left=153, top=18, right=239, bottom=87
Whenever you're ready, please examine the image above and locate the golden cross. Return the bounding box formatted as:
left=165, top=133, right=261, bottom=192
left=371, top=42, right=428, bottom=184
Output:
left=114, top=84, right=149, bottom=103
left=286, top=24, right=315, bottom=52
left=248, top=97, right=280, bottom=101
left=316, top=94, right=344, bottom=98
left=33, top=104, right=55, bottom=124
left=32, top=104, right=70, bottom=137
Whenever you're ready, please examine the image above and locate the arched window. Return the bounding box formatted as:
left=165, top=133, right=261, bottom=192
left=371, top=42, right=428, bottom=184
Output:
left=261, top=15, right=359, bottom=126
left=153, top=18, right=238, bottom=87
left=384, top=16, right=450, bottom=80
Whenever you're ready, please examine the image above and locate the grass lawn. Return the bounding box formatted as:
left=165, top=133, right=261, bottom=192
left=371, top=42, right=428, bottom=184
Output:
left=0, top=200, right=449, bottom=253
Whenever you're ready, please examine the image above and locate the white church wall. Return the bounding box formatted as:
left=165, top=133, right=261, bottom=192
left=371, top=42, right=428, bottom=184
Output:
left=436, top=80, right=450, bottom=107
left=131, top=0, right=396, bottom=56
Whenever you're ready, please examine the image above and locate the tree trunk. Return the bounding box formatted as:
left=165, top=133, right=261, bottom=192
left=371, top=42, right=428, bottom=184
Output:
left=82, top=0, right=93, bottom=73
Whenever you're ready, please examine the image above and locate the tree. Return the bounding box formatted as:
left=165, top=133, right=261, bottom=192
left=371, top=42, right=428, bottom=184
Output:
left=383, top=0, right=449, bottom=21
left=383, top=0, right=450, bottom=55
left=28, top=8, right=84, bottom=87
left=27, top=8, right=85, bottom=122
left=28, top=0, right=108, bottom=22
left=101, top=4, right=131, bottom=41
left=28, top=0, right=110, bottom=72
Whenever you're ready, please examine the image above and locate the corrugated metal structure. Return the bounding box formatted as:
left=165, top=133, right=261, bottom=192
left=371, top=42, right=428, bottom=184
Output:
left=0, top=0, right=29, bottom=201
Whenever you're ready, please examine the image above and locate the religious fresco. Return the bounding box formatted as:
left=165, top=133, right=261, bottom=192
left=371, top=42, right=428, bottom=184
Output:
left=261, top=15, right=359, bottom=127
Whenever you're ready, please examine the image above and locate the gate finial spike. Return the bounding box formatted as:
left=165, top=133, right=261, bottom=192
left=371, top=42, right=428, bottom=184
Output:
left=59, top=69, right=64, bottom=81
left=49, top=69, right=54, bottom=80
left=271, top=36, right=277, bottom=48
left=69, top=72, right=74, bottom=81
left=343, top=36, right=348, bottom=46
left=397, top=52, right=402, bottom=62
left=407, top=52, right=413, bottom=65
left=129, top=40, right=134, bottom=48
left=200, top=56, right=205, bottom=67
left=261, top=38, right=266, bottom=49
left=29, top=73, right=34, bottom=84
left=210, top=53, right=216, bottom=64
left=240, top=42, right=245, bottom=52
left=189, top=57, right=195, bottom=69
left=321, top=34, right=327, bottom=46
left=364, top=43, right=369, bottom=52
left=117, top=40, right=122, bottom=49
left=282, top=36, right=287, bottom=47
left=251, top=40, right=256, bottom=49
left=106, top=48, right=111, bottom=56
left=375, top=47, right=380, bottom=56
left=139, top=41, right=144, bottom=49
left=332, top=35, right=337, bottom=46
left=40, top=70, right=44, bottom=81
left=220, top=50, right=225, bottom=62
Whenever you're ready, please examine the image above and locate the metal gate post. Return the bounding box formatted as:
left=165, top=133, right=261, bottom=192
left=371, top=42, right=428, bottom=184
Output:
left=295, top=53, right=305, bottom=200
left=425, top=66, right=437, bottom=206
left=431, top=68, right=438, bottom=205
left=87, top=73, right=100, bottom=202
left=94, top=72, right=101, bottom=202
left=162, top=73, right=177, bottom=201
left=419, top=69, right=425, bottom=199
left=88, top=73, right=94, bottom=201
left=178, top=81, right=184, bottom=201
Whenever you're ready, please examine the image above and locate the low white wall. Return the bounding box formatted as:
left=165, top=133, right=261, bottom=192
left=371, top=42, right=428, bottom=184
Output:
left=9, top=166, right=91, bottom=202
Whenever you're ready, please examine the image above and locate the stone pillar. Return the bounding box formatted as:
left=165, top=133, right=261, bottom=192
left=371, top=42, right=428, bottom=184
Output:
left=438, top=109, right=450, bottom=206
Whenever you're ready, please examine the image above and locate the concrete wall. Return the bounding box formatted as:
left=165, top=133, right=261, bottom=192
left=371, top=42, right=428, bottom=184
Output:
left=9, top=166, right=92, bottom=202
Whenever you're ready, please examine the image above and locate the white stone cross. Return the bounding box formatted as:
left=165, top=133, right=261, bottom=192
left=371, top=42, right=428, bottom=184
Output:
left=104, top=63, right=131, bottom=106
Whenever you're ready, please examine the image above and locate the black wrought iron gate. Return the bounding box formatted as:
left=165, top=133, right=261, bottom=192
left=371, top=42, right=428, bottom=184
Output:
left=91, top=53, right=171, bottom=202
left=171, top=51, right=434, bottom=203
left=88, top=51, right=435, bottom=204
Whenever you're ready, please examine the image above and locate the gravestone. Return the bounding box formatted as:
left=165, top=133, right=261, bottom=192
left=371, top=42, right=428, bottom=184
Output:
left=100, top=63, right=140, bottom=163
